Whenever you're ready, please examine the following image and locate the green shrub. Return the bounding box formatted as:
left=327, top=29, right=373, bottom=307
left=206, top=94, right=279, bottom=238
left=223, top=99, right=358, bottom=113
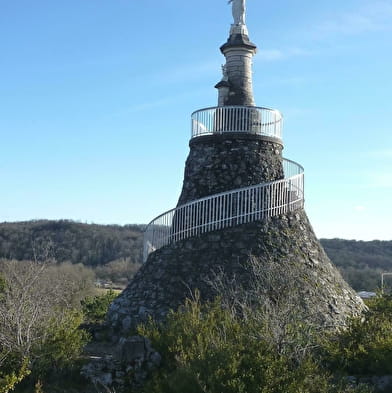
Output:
left=137, top=295, right=369, bottom=393
left=32, top=309, right=90, bottom=377
left=0, top=259, right=92, bottom=387
left=81, top=289, right=118, bottom=323
left=322, top=295, right=392, bottom=376
left=0, top=359, right=30, bottom=393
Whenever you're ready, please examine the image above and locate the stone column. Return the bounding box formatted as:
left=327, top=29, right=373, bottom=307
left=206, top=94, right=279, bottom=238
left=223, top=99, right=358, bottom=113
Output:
left=218, top=25, right=257, bottom=106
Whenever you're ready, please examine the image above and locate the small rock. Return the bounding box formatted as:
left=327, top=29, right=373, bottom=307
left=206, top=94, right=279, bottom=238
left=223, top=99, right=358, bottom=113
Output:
left=121, top=316, right=132, bottom=332
left=138, top=306, right=149, bottom=318
left=100, top=373, right=113, bottom=387
left=117, top=336, right=147, bottom=364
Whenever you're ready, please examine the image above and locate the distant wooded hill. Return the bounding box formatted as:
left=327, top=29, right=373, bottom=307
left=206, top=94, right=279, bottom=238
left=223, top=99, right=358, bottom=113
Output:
left=0, top=220, right=144, bottom=266
left=320, top=238, right=392, bottom=292
left=0, top=220, right=391, bottom=291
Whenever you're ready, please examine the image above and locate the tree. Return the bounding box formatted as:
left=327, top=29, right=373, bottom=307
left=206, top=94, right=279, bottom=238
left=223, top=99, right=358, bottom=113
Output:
left=0, top=258, right=92, bottom=388
left=81, top=289, right=119, bottom=324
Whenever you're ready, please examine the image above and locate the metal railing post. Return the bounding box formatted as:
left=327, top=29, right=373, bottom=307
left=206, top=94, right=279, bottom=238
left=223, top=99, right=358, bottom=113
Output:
left=287, top=180, right=292, bottom=212
left=381, top=272, right=392, bottom=294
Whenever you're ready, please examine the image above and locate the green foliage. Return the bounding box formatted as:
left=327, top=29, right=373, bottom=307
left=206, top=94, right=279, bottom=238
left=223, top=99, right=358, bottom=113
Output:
left=322, top=295, right=392, bottom=376
left=137, top=296, right=368, bottom=393
left=32, top=309, right=90, bottom=377
left=0, top=259, right=92, bottom=391
left=0, top=359, right=30, bottom=393
left=81, top=289, right=118, bottom=323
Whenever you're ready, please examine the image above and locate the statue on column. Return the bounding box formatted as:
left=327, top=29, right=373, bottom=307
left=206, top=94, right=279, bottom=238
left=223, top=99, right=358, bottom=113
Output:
left=228, top=0, right=246, bottom=25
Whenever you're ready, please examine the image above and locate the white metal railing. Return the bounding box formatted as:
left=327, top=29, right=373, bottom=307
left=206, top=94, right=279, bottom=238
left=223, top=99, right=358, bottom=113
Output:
left=143, top=159, right=304, bottom=262
left=191, top=106, right=283, bottom=140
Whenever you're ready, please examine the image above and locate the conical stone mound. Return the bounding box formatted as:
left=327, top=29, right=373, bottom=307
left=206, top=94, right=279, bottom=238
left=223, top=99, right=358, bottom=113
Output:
left=107, top=5, right=365, bottom=338
left=108, top=211, right=365, bottom=336
left=107, top=136, right=365, bottom=338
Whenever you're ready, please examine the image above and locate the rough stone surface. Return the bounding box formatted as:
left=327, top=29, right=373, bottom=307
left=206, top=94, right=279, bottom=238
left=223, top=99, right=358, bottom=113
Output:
left=81, top=336, right=161, bottom=391
left=177, top=135, right=283, bottom=205
left=107, top=210, right=365, bottom=336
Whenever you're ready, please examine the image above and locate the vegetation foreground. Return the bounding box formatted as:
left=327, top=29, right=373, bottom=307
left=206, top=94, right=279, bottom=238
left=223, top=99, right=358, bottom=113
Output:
left=1, top=257, right=392, bottom=392
left=135, top=293, right=392, bottom=393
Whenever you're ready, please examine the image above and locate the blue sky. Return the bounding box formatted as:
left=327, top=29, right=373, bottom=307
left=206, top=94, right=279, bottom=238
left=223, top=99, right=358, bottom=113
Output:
left=0, top=0, right=391, bottom=240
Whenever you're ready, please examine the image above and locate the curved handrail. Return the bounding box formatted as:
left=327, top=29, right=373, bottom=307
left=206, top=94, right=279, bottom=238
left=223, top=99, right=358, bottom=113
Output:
left=143, top=159, right=304, bottom=262
left=191, top=106, right=283, bottom=140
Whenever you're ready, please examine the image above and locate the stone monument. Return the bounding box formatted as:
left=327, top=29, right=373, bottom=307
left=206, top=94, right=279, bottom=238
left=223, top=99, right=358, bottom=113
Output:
left=228, top=0, right=246, bottom=26
left=107, top=1, right=365, bottom=339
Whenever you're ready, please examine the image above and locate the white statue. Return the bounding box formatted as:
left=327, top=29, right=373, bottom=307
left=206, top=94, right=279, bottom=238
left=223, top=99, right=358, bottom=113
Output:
left=228, top=0, right=246, bottom=25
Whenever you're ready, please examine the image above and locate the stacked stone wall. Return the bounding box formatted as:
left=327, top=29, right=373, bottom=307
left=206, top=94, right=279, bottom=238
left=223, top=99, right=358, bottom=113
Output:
left=177, top=135, right=283, bottom=205
left=107, top=210, right=365, bottom=339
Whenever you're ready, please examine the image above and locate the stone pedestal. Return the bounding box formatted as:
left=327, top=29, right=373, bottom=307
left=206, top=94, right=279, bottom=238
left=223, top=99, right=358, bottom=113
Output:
left=219, top=32, right=257, bottom=106
left=107, top=210, right=365, bottom=336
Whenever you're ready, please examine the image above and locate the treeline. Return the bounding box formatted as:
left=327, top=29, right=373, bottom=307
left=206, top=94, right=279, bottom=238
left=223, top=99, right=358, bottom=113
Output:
left=0, top=220, right=144, bottom=266
left=0, top=220, right=391, bottom=291
left=321, top=239, right=392, bottom=292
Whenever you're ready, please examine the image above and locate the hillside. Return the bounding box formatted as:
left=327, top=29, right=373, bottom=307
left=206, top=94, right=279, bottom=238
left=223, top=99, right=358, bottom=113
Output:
left=0, top=220, right=391, bottom=291
left=0, top=220, right=144, bottom=266
left=320, top=238, right=392, bottom=291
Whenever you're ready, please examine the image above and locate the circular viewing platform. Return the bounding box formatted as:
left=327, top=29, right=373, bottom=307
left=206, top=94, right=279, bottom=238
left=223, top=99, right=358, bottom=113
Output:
left=191, top=106, right=283, bottom=140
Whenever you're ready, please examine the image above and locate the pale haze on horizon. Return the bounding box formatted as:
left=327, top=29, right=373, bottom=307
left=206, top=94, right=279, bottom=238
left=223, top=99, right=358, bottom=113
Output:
left=0, top=0, right=391, bottom=241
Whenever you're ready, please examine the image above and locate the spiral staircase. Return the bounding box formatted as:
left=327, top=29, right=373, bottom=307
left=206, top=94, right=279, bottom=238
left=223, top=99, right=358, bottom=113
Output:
left=143, top=106, right=304, bottom=262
